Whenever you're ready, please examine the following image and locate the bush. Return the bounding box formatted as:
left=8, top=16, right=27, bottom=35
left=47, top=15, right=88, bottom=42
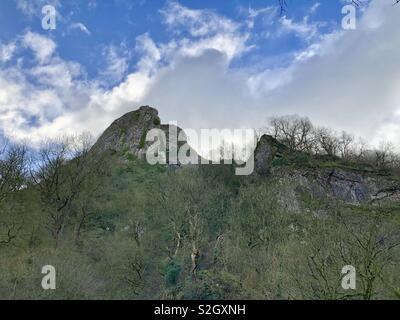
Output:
left=165, top=261, right=181, bottom=287
left=180, top=271, right=242, bottom=300
left=290, top=152, right=314, bottom=168
left=272, top=157, right=291, bottom=167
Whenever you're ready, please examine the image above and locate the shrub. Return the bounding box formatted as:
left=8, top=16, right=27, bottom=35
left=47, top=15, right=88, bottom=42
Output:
left=165, top=261, right=181, bottom=287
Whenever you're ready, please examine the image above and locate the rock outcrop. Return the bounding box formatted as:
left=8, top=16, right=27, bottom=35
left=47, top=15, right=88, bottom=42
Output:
left=91, top=105, right=199, bottom=165
left=253, top=134, right=399, bottom=206
left=91, top=106, right=399, bottom=207
left=254, top=135, right=288, bottom=175
left=91, top=106, right=162, bottom=157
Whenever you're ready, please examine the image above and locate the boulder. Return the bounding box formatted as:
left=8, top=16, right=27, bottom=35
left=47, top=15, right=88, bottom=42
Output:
left=254, top=135, right=287, bottom=175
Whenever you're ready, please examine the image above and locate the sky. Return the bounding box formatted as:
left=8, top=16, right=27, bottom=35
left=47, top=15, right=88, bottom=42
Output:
left=0, top=0, right=400, bottom=149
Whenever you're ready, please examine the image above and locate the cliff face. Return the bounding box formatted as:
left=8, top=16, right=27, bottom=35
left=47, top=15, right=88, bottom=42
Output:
left=91, top=106, right=198, bottom=164
left=254, top=134, right=400, bottom=207
left=91, top=106, right=399, bottom=207
left=273, top=167, right=400, bottom=214
left=91, top=106, right=162, bottom=157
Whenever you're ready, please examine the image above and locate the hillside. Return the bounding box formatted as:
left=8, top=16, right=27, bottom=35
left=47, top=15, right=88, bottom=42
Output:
left=0, top=106, right=399, bottom=300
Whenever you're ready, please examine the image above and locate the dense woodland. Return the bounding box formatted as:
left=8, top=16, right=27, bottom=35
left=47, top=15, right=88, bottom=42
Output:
left=0, top=115, right=399, bottom=299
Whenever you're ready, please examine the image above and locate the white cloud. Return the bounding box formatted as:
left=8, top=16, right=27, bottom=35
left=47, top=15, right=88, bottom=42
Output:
left=21, top=31, right=57, bottom=64
left=0, top=30, right=149, bottom=144
left=160, top=1, right=239, bottom=38
left=29, top=58, right=83, bottom=88
left=139, top=0, right=400, bottom=148
left=279, top=15, right=322, bottom=42
left=142, top=50, right=256, bottom=130
left=257, top=0, right=400, bottom=147
left=0, top=42, right=16, bottom=62
left=176, top=32, right=251, bottom=62
left=310, top=2, right=321, bottom=14
left=159, top=1, right=251, bottom=61
left=245, top=6, right=277, bottom=29
left=0, top=31, right=96, bottom=143
left=16, top=0, right=61, bottom=17
left=100, top=44, right=130, bottom=84
left=135, top=34, right=162, bottom=74
left=2, top=0, right=400, bottom=153
left=69, top=22, right=91, bottom=35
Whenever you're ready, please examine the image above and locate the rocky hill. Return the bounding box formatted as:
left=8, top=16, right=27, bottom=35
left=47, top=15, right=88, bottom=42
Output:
left=1, top=105, right=399, bottom=300
left=92, top=105, right=400, bottom=208
left=91, top=105, right=200, bottom=166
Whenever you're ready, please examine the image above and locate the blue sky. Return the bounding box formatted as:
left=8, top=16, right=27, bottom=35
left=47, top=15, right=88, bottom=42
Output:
left=1, top=0, right=345, bottom=80
left=0, top=0, right=400, bottom=149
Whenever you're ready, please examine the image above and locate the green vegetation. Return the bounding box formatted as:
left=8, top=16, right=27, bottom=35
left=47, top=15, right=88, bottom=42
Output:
left=271, top=148, right=396, bottom=176
left=132, top=111, right=140, bottom=122
left=119, top=128, right=127, bottom=138
left=0, top=128, right=399, bottom=300
left=139, top=129, right=148, bottom=149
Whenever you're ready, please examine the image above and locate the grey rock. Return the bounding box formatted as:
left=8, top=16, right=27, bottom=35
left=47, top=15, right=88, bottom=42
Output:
left=326, top=169, right=370, bottom=204
left=91, top=105, right=200, bottom=166
left=254, top=135, right=286, bottom=175
left=91, top=105, right=161, bottom=156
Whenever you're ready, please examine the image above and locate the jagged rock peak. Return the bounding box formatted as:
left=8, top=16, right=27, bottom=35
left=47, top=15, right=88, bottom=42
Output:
left=91, top=105, right=195, bottom=165
left=91, top=105, right=162, bottom=155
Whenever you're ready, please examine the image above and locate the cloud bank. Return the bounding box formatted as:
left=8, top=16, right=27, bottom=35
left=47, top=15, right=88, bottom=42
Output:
left=1, top=0, right=399, bottom=150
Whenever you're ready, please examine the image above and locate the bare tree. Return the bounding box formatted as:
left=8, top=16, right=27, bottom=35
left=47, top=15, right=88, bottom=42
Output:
left=72, top=151, right=110, bottom=247
left=338, top=131, right=355, bottom=160
left=375, top=141, right=395, bottom=169
left=0, top=222, right=21, bottom=245
left=298, top=208, right=400, bottom=300
left=313, top=127, right=339, bottom=156
left=338, top=210, right=400, bottom=299
left=353, top=138, right=369, bottom=162
left=0, top=141, right=27, bottom=203
left=31, top=133, right=96, bottom=248
left=0, top=141, right=27, bottom=246
left=124, top=256, right=145, bottom=295
left=265, top=114, right=400, bottom=172
left=189, top=213, right=202, bottom=279
left=159, top=176, right=204, bottom=279
left=269, top=115, right=314, bottom=152
left=31, top=139, right=69, bottom=247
